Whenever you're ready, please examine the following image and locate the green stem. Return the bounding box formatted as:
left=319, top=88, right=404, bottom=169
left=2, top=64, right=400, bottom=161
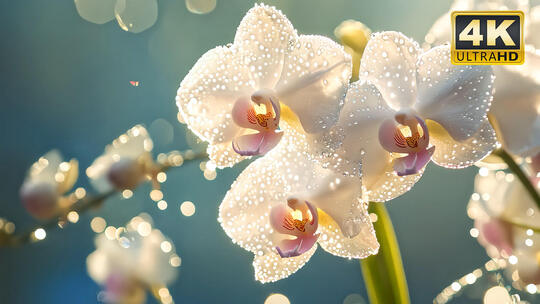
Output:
left=493, top=149, right=540, bottom=209
left=360, top=202, right=410, bottom=304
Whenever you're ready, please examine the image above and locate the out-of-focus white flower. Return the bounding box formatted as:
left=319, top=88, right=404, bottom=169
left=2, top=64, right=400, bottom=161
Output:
left=74, top=0, right=158, bottom=33
left=185, top=0, right=216, bottom=14
left=20, top=150, right=78, bottom=219
left=86, top=125, right=156, bottom=192
left=176, top=4, right=351, bottom=168
left=219, top=123, right=379, bottom=283
left=87, top=214, right=179, bottom=304
left=319, top=31, right=496, bottom=202
left=425, top=0, right=540, bottom=157
left=468, top=168, right=540, bottom=285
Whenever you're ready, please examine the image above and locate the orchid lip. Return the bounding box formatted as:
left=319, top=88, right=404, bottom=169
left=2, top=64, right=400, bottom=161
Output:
left=231, top=89, right=283, bottom=157
left=378, top=111, right=434, bottom=176
left=269, top=199, right=319, bottom=258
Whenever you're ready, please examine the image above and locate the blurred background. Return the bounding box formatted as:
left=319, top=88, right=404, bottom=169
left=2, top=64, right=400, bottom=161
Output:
left=0, top=0, right=489, bottom=303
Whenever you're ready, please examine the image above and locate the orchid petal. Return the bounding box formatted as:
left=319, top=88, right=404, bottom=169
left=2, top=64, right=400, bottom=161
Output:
left=276, top=35, right=351, bottom=133
left=232, top=131, right=283, bottom=156
left=275, top=234, right=319, bottom=258
left=220, top=123, right=376, bottom=279
left=317, top=203, right=379, bottom=259
left=505, top=47, right=540, bottom=85
left=321, top=81, right=424, bottom=202
left=26, top=150, right=63, bottom=185
left=317, top=81, right=393, bottom=177
left=176, top=46, right=254, bottom=167
left=20, top=182, right=59, bottom=220
left=394, top=146, right=435, bottom=176
left=499, top=178, right=540, bottom=230
left=427, top=120, right=497, bottom=168
left=470, top=169, right=511, bottom=218
left=234, top=4, right=296, bottom=89
left=207, top=141, right=248, bottom=169
left=415, top=45, right=495, bottom=142
left=480, top=219, right=513, bottom=256
left=253, top=245, right=317, bottom=283
left=490, top=64, right=540, bottom=157
left=86, top=126, right=153, bottom=192
left=219, top=126, right=318, bottom=255
left=57, top=159, right=79, bottom=194
left=308, top=174, right=367, bottom=238
left=360, top=31, right=421, bottom=109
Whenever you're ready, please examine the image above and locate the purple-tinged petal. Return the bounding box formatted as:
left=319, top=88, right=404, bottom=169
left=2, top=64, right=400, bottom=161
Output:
left=481, top=219, right=513, bottom=256
left=394, top=146, right=435, bottom=176
left=232, top=131, right=283, bottom=156
left=232, top=133, right=265, bottom=156
left=275, top=234, right=319, bottom=258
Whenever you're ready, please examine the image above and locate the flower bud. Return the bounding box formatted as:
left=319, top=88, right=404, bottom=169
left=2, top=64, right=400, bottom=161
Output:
left=102, top=273, right=146, bottom=304
left=107, top=158, right=147, bottom=190
left=334, top=20, right=371, bottom=80
left=20, top=181, right=59, bottom=220
left=334, top=20, right=371, bottom=55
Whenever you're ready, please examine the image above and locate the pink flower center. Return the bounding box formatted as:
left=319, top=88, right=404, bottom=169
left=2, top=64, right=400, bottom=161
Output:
left=378, top=111, right=435, bottom=176
left=269, top=198, right=319, bottom=258
left=230, top=89, right=283, bottom=156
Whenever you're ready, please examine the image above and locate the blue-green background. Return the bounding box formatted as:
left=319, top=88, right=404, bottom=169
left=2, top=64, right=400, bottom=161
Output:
left=0, top=0, right=488, bottom=303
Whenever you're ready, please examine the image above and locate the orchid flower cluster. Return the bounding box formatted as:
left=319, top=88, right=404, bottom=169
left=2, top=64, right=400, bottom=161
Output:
left=19, top=125, right=163, bottom=221
left=468, top=161, right=540, bottom=288
left=87, top=213, right=180, bottom=304
left=3, top=0, right=539, bottom=301
left=7, top=125, right=203, bottom=301
left=425, top=0, right=540, bottom=295
left=426, top=0, right=540, bottom=159
left=174, top=3, right=534, bottom=283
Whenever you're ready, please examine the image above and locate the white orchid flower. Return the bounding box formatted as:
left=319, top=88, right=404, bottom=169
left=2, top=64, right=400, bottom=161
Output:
left=176, top=4, right=351, bottom=168
left=468, top=168, right=540, bottom=285
left=425, top=0, right=540, bottom=157
left=86, top=125, right=156, bottom=192
left=87, top=214, right=179, bottom=304
left=317, top=31, right=496, bottom=202
left=219, top=123, right=379, bottom=283
left=20, top=150, right=78, bottom=219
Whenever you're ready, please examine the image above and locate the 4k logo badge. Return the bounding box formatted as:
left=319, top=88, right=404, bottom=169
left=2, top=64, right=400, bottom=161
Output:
left=451, top=11, right=524, bottom=65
